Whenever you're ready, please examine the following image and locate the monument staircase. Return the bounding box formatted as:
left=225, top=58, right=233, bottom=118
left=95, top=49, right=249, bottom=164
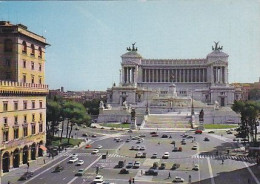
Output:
left=143, top=113, right=192, bottom=129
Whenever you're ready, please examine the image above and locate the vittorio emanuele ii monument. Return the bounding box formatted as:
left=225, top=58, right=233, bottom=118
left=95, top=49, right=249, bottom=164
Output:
left=98, top=42, right=240, bottom=129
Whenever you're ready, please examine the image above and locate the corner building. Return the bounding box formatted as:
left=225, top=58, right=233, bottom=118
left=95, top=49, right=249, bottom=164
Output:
left=0, top=21, right=49, bottom=173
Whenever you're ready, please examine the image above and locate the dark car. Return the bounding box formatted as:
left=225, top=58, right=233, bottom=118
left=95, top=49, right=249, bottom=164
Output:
left=145, top=169, right=158, bottom=176
left=171, top=163, right=180, bottom=170
left=208, top=131, right=215, bottom=134
left=151, top=134, right=159, bottom=137
left=19, top=172, right=34, bottom=181
left=195, top=130, right=202, bottom=134
left=204, top=137, right=210, bottom=141
left=152, top=162, right=159, bottom=169
left=150, top=132, right=157, bottom=135
left=54, top=165, right=64, bottom=172
left=161, top=134, right=168, bottom=138
left=119, top=168, right=129, bottom=174
left=118, top=161, right=125, bottom=168
left=159, top=163, right=166, bottom=170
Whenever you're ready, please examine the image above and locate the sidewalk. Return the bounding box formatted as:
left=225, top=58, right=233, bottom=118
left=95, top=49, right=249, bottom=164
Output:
left=2, top=141, right=87, bottom=184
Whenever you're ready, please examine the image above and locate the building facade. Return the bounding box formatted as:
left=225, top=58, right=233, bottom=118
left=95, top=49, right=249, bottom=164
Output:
left=108, top=43, right=235, bottom=107
left=0, top=21, right=49, bottom=174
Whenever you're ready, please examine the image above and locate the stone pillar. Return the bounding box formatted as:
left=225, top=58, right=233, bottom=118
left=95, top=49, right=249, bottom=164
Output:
left=222, top=67, right=225, bottom=83
left=126, top=67, right=129, bottom=83
left=187, top=69, right=190, bottom=82
left=198, top=69, right=201, bottom=82
left=167, top=69, right=170, bottom=82
left=148, top=69, right=150, bottom=83
left=191, top=69, right=193, bottom=82
left=183, top=69, right=186, bottom=83
left=131, top=68, right=135, bottom=83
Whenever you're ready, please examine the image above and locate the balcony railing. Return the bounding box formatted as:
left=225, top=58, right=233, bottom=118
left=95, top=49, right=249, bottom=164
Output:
left=0, top=80, right=48, bottom=94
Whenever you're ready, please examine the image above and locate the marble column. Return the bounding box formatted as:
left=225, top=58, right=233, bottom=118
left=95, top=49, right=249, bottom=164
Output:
left=132, top=68, right=135, bottom=83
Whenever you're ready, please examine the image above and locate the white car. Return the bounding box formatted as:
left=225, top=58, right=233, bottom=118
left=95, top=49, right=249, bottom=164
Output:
left=126, top=162, right=133, bottom=168
left=135, top=146, right=141, bottom=151
left=96, top=145, right=103, bottom=149
left=76, top=160, right=84, bottom=166
left=68, top=157, right=78, bottom=163
left=162, top=152, right=169, bottom=159
left=133, top=161, right=141, bottom=168
left=136, top=152, right=142, bottom=158
left=93, top=175, right=104, bottom=184
left=140, top=146, right=146, bottom=150
left=92, top=149, right=99, bottom=154
left=114, top=137, right=120, bottom=141
left=173, top=176, right=184, bottom=182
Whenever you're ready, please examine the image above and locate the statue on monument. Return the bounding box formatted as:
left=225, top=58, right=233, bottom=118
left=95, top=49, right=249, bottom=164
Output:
left=131, top=108, right=136, bottom=121
left=126, top=43, right=138, bottom=52
left=99, top=101, right=104, bottom=108
left=212, top=41, right=223, bottom=51
left=214, top=101, right=220, bottom=110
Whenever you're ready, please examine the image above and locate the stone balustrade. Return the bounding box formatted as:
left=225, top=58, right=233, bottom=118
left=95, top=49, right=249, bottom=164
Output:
left=0, top=80, right=49, bottom=94
left=142, top=59, right=207, bottom=66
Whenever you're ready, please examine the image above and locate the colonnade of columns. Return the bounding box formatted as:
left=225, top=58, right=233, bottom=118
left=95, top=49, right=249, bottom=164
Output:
left=213, top=66, right=226, bottom=84
left=123, top=67, right=135, bottom=83
left=142, top=68, right=207, bottom=83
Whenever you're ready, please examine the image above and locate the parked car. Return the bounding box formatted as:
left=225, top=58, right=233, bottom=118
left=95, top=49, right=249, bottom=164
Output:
left=133, top=161, right=141, bottom=168
left=19, top=172, right=34, bottom=181
left=173, top=176, right=184, bottom=182
left=171, top=163, right=180, bottom=170
left=119, top=168, right=129, bottom=174
left=227, top=131, right=233, bottom=134
left=192, top=164, right=199, bottom=171
left=68, top=157, right=78, bottom=163
left=187, top=135, right=193, bottom=139
left=82, top=133, right=88, bottom=137
left=151, top=134, right=159, bottom=137
left=85, top=144, right=92, bottom=149
left=140, top=146, right=146, bottom=151
left=192, top=145, right=198, bottom=150
left=195, top=130, right=202, bottom=134
left=76, top=160, right=84, bottom=166
left=204, top=137, right=210, bottom=141
left=151, top=153, right=157, bottom=159
left=171, top=140, right=176, bottom=144
left=181, top=140, right=186, bottom=145
left=145, top=169, right=158, bottom=176
left=93, top=175, right=104, bottom=184
left=136, top=152, right=143, bottom=158
left=126, top=162, right=133, bottom=168
left=162, top=152, right=169, bottom=159
left=92, top=134, right=97, bottom=138
left=135, top=146, right=141, bottom=151
left=54, top=165, right=64, bottom=172
left=162, top=134, right=168, bottom=138
left=75, top=169, right=85, bottom=176
left=208, top=131, right=215, bottom=134
left=96, top=145, right=103, bottom=149
left=126, top=138, right=131, bottom=142
left=92, top=149, right=99, bottom=154
left=172, top=147, right=178, bottom=152
left=159, top=162, right=166, bottom=170
left=118, top=160, right=125, bottom=168
left=150, top=131, right=157, bottom=134
left=70, top=153, right=78, bottom=157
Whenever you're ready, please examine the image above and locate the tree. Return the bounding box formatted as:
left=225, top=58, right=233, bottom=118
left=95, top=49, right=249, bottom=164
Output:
left=46, top=100, right=61, bottom=142
left=248, top=88, right=260, bottom=101
left=232, top=101, right=260, bottom=144
left=62, top=101, right=91, bottom=144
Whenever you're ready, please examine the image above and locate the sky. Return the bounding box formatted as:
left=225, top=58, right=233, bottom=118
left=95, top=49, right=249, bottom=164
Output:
left=0, top=0, right=260, bottom=91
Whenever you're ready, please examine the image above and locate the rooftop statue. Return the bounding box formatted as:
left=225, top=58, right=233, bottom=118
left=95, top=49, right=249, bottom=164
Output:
left=212, top=41, right=223, bottom=51
left=126, top=43, right=138, bottom=52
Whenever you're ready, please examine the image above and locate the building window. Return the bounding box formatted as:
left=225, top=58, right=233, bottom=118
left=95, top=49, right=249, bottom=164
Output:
left=14, top=128, right=19, bottom=139
left=5, top=72, right=11, bottom=80
left=14, top=116, right=18, bottom=124
left=39, top=77, right=42, bottom=84
left=31, top=44, right=35, bottom=56
left=4, top=117, right=8, bottom=125
left=24, top=115, right=27, bottom=123
left=32, top=114, right=35, bottom=122
left=4, top=39, right=12, bottom=52
left=22, top=41, right=27, bottom=54
left=14, top=101, right=18, bottom=110
left=39, top=47, right=42, bottom=58
left=23, top=127, right=28, bottom=136
left=23, top=60, right=26, bottom=68
left=23, top=101, right=27, bottom=110
left=3, top=102, right=8, bottom=112
left=39, top=101, right=43, bottom=108
left=3, top=131, right=9, bottom=142
left=5, top=59, right=11, bottom=67
left=31, top=61, right=34, bottom=70
left=32, top=101, right=35, bottom=109
left=31, top=75, right=34, bottom=84
left=39, top=63, right=42, bottom=71
left=39, top=123, right=43, bottom=133
left=40, top=113, right=42, bottom=121
left=31, top=124, right=36, bottom=134
left=23, top=74, right=26, bottom=83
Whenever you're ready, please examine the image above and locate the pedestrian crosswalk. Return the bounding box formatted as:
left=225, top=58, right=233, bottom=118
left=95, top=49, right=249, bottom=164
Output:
left=191, top=154, right=256, bottom=162
left=62, top=152, right=125, bottom=158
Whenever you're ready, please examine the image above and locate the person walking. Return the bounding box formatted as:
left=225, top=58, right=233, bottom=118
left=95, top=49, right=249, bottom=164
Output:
left=128, top=178, right=132, bottom=184
left=168, top=172, right=171, bottom=178
left=132, top=177, right=135, bottom=183
left=222, top=159, right=224, bottom=164
left=43, top=159, right=46, bottom=164
left=141, top=170, right=143, bottom=175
